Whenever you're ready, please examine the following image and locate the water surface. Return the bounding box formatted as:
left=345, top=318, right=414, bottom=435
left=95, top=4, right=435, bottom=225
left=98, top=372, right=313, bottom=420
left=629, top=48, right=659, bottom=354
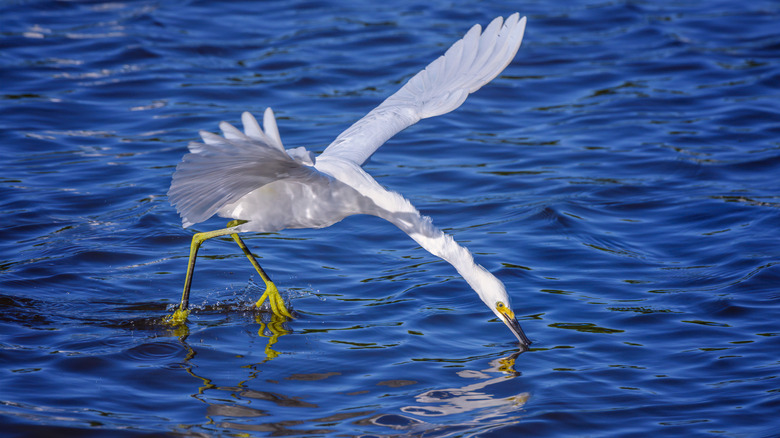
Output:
left=2, top=0, right=779, bottom=436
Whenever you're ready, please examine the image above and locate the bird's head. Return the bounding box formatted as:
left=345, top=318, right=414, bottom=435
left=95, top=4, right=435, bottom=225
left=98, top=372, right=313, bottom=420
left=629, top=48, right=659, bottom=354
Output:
left=472, top=269, right=532, bottom=349
left=492, top=298, right=531, bottom=350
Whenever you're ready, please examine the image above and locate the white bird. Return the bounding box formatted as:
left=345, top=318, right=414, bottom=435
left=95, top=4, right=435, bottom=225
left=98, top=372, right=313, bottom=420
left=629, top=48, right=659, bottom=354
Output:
left=167, top=13, right=531, bottom=348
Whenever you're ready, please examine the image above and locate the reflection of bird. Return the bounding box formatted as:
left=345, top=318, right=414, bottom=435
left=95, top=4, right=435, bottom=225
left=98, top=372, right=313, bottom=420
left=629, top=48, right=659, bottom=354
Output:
left=167, top=14, right=531, bottom=348
left=402, top=352, right=528, bottom=418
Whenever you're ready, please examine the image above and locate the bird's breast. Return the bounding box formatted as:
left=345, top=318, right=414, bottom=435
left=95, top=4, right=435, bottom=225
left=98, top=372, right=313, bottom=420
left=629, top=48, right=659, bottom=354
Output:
left=218, top=177, right=375, bottom=232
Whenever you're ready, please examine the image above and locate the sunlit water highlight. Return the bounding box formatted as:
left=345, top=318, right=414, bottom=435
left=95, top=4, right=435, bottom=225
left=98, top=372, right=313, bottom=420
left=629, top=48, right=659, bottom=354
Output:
left=2, top=0, right=779, bottom=436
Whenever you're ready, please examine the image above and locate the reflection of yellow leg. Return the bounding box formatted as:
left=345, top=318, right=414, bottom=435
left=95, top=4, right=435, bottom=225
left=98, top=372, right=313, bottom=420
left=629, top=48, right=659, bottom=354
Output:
left=257, top=313, right=290, bottom=361
left=227, top=221, right=292, bottom=319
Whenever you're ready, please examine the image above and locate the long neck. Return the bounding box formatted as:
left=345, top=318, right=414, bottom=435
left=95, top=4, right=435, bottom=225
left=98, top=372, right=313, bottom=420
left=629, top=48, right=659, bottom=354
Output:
left=315, top=157, right=500, bottom=294
left=378, top=206, right=498, bottom=295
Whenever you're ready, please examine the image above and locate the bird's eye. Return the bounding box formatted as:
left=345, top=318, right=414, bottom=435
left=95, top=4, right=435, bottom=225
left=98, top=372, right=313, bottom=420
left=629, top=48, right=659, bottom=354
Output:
left=496, top=301, right=505, bottom=309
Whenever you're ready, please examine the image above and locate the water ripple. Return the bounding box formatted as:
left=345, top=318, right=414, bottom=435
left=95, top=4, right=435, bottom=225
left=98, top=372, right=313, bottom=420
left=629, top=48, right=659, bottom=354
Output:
left=2, top=0, right=779, bottom=436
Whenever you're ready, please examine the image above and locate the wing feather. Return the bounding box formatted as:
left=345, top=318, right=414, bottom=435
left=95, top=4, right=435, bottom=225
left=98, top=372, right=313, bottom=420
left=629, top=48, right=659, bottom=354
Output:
left=262, top=107, right=285, bottom=151
left=240, top=111, right=266, bottom=142
left=320, top=14, right=526, bottom=166
left=168, top=112, right=318, bottom=227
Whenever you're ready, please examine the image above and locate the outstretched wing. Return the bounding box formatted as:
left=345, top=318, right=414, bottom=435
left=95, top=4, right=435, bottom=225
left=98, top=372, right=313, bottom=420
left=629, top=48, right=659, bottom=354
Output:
left=320, top=14, right=526, bottom=166
left=168, top=108, right=320, bottom=227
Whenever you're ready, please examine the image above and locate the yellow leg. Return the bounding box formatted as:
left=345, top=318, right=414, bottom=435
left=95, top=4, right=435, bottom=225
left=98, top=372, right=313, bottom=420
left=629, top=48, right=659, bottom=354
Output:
left=165, top=220, right=292, bottom=325
left=165, top=225, right=241, bottom=325
left=227, top=221, right=292, bottom=319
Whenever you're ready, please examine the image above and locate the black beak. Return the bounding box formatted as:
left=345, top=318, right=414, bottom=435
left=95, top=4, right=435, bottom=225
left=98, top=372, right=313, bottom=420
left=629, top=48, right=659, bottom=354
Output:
left=504, top=315, right=532, bottom=350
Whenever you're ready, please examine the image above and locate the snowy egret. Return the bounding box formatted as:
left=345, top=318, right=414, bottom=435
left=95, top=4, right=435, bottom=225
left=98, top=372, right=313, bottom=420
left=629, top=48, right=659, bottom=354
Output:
left=167, top=13, right=531, bottom=348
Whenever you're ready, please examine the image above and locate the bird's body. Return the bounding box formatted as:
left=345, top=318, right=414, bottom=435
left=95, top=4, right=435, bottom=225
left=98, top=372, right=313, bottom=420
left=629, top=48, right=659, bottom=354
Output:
left=168, top=13, right=531, bottom=348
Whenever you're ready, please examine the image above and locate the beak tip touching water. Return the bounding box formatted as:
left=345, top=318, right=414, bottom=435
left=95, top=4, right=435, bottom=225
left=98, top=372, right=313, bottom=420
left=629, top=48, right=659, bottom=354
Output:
left=505, top=316, right=532, bottom=350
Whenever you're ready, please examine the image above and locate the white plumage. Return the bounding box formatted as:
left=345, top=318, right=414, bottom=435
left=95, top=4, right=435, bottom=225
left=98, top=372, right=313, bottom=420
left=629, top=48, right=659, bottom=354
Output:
left=168, top=14, right=531, bottom=347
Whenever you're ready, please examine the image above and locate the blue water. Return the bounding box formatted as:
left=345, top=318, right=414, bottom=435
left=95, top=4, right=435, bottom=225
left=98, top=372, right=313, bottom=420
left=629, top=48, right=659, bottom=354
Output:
left=2, top=0, right=779, bottom=436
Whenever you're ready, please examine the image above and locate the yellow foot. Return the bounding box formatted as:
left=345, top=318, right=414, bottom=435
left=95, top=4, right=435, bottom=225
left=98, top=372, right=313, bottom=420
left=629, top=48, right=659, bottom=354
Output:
left=164, top=308, right=190, bottom=326
left=255, top=282, right=293, bottom=319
